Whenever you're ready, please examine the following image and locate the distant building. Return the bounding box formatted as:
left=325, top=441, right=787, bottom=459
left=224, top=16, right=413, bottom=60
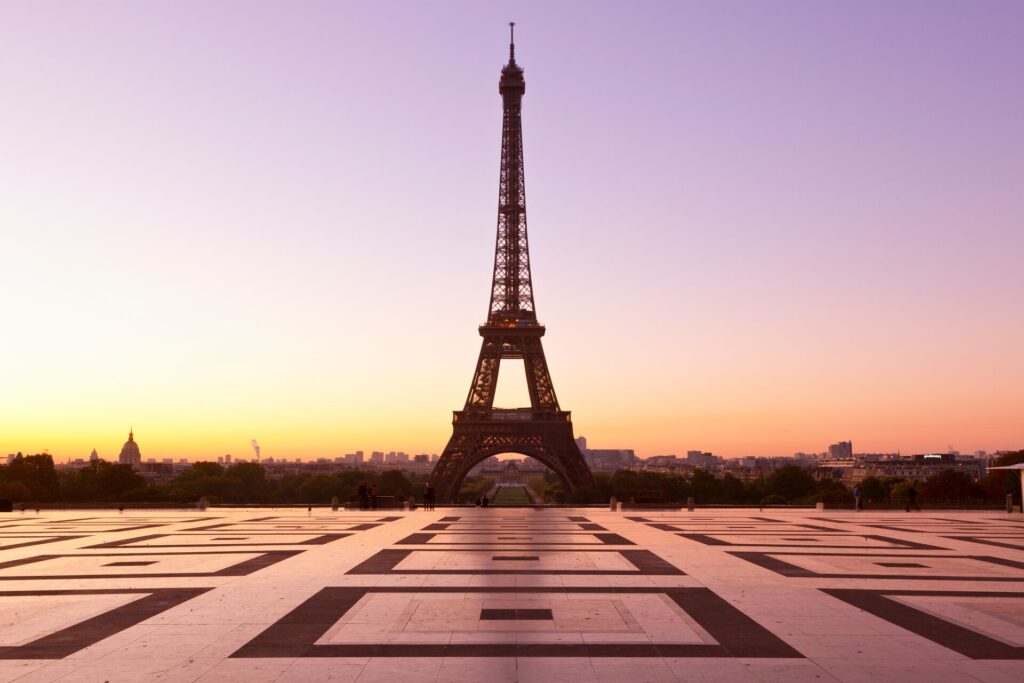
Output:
left=575, top=436, right=637, bottom=471
left=686, top=451, right=721, bottom=469
left=827, top=441, right=853, bottom=460
left=583, top=449, right=637, bottom=471
left=89, top=448, right=99, bottom=463
left=118, top=429, right=142, bottom=468
left=370, top=451, right=384, bottom=465
left=816, top=452, right=986, bottom=485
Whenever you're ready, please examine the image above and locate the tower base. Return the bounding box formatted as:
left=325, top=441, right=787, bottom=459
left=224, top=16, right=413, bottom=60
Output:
left=429, top=411, right=597, bottom=503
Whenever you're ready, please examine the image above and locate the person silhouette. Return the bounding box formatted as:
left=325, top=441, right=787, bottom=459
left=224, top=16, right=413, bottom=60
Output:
left=906, top=483, right=920, bottom=512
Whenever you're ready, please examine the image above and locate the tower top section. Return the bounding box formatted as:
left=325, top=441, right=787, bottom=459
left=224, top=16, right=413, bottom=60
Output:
left=499, top=21, right=525, bottom=99
left=488, top=21, right=535, bottom=324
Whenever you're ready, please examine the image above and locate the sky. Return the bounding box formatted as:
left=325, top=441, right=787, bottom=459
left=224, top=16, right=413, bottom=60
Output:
left=1, top=1, right=1022, bottom=462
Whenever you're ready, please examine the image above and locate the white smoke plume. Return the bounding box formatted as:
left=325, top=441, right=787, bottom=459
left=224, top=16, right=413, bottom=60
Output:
left=251, top=439, right=260, bottom=462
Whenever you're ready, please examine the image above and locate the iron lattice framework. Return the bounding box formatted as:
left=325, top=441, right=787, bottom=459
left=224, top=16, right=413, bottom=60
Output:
left=429, top=25, right=596, bottom=503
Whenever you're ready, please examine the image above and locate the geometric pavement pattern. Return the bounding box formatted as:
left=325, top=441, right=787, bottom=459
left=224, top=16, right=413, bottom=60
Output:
left=0, top=510, right=1021, bottom=681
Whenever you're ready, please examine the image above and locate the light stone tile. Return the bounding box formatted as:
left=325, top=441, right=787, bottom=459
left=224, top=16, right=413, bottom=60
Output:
left=590, top=656, right=679, bottom=683
left=516, top=656, right=598, bottom=683
left=436, top=657, right=517, bottom=683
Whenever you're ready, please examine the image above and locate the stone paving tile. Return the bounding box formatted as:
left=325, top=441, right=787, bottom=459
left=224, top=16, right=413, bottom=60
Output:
left=0, top=509, right=1021, bottom=680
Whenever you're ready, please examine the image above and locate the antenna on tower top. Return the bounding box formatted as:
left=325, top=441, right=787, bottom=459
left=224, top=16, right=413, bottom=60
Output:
left=509, top=21, right=515, bottom=62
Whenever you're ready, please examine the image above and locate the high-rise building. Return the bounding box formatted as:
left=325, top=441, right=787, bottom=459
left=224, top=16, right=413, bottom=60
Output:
left=828, top=441, right=853, bottom=460
left=118, top=429, right=142, bottom=468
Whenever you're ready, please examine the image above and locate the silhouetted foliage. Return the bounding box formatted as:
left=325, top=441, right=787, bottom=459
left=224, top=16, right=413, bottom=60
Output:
left=1, top=452, right=1019, bottom=507
left=765, top=465, right=816, bottom=502
left=0, top=454, right=59, bottom=501
left=983, top=450, right=1024, bottom=505
left=59, top=461, right=147, bottom=501
left=920, top=469, right=987, bottom=504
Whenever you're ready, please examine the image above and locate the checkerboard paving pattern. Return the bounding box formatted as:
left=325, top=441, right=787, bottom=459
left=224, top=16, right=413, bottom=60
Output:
left=0, top=509, right=1020, bottom=681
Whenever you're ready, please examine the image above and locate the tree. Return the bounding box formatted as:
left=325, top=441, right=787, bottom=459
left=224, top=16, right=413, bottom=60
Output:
left=921, top=469, right=985, bottom=504
left=61, top=461, right=146, bottom=501
left=984, top=450, right=1024, bottom=504
left=296, top=475, right=338, bottom=503
left=0, top=454, right=59, bottom=500
left=175, top=462, right=225, bottom=481
left=765, top=465, right=815, bottom=502
left=224, top=462, right=270, bottom=502
left=858, top=476, right=888, bottom=503
left=377, top=470, right=412, bottom=497
left=690, top=469, right=722, bottom=504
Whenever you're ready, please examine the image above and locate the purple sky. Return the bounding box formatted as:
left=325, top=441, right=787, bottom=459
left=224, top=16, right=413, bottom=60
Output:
left=1, top=1, right=1022, bottom=460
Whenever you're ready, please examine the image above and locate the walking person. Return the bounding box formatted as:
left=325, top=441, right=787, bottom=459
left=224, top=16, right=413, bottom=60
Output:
left=905, top=483, right=920, bottom=512
left=853, top=484, right=862, bottom=512
left=370, top=483, right=378, bottom=511
left=358, top=483, right=368, bottom=511
left=424, top=484, right=435, bottom=511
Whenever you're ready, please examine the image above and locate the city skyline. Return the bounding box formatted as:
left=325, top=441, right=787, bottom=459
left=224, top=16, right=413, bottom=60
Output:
left=2, top=2, right=1022, bottom=461
left=14, top=428, right=1006, bottom=466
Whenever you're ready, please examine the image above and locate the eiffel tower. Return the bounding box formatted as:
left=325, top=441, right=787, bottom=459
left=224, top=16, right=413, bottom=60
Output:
left=429, top=25, right=596, bottom=503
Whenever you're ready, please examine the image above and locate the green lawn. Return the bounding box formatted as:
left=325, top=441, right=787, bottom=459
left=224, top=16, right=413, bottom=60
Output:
left=490, top=486, right=533, bottom=506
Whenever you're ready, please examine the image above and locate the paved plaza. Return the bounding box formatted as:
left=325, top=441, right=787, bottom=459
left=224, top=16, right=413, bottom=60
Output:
left=0, top=509, right=1021, bottom=681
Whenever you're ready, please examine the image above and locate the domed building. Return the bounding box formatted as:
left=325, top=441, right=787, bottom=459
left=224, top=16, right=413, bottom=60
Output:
left=118, top=429, right=142, bottom=468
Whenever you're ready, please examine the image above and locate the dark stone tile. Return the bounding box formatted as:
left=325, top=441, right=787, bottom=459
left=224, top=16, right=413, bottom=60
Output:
left=824, top=589, right=1024, bottom=659
left=480, top=608, right=552, bottom=620
left=0, top=588, right=209, bottom=659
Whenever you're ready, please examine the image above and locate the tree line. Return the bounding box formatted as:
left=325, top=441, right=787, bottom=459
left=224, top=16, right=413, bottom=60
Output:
left=0, top=454, right=422, bottom=505
left=535, top=450, right=1024, bottom=507
left=0, top=450, right=1020, bottom=507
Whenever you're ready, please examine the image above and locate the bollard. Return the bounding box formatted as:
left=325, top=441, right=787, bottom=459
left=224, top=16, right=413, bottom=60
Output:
left=815, top=502, right=825, bottom=511
left=1008, top=494, right=1015, bottom=514
left=686, top=497, right=695, bottom=512
left=197, top=497, right=208, bottom=512
left=609, top=496, right=617, bottom=512
left=331, top=496, right=339, bottom=512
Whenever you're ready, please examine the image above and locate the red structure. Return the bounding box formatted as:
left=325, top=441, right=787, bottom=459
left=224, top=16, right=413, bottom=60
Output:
left=429, top=25, right=596, bottom=503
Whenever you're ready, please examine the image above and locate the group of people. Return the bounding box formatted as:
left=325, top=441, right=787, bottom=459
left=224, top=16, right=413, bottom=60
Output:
left=356, top=482, right=378, bottom=510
